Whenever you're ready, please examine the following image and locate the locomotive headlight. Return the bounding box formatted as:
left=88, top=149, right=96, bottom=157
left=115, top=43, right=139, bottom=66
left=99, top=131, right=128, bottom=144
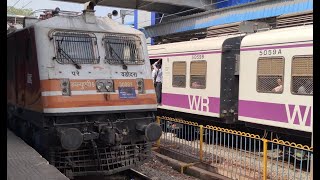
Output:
left=105, top=80, right=114, bottom=92
left=96, top=79, right=114, bottom=92
left=105, top=83, right=112, bottom=91
left=96, top=82, right=104, bottom=91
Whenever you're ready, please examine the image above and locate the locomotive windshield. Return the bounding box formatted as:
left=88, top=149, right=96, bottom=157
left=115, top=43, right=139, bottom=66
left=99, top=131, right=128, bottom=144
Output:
left=53, top=31, right=100, bottom=66
left=103, top=33, right=144, bottom=65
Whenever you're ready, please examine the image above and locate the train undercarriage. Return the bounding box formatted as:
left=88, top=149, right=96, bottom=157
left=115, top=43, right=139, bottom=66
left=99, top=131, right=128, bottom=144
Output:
left=7, top=106, right=160, bottom=179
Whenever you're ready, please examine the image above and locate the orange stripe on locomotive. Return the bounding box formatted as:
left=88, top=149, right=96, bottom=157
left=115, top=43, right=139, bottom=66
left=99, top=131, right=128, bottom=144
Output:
left=38, top=79, right=156, bottom=111
left=40, top=79, right=155, bottom=91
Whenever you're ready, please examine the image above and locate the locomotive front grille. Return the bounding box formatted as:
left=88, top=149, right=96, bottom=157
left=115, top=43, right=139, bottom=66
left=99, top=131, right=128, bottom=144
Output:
left=52, top=142, right=151, bottom=177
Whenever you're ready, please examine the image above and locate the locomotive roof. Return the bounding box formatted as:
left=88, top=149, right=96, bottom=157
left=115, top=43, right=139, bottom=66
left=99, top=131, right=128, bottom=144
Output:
left=148, top=34, right=241, bottom=55
left=28, top=14, right=144, bottom=35
left=241, top=25, right=313, bottom=47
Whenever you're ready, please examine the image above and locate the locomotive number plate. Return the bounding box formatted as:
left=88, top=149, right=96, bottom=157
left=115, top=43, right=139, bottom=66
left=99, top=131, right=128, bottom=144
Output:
left=118, top=87, right=136, bottom=99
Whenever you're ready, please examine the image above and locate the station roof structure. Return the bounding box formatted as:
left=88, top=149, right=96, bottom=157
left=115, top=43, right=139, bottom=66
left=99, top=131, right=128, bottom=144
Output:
left=142, top=0, right=313, bottom=38
left=53, top=0, right=312, bottom=39
left=54, top=0, right=214, bottom=14
left=7, top=14, right=26, bottom=24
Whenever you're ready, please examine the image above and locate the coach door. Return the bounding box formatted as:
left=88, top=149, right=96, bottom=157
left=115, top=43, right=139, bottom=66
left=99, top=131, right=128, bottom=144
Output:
left=220, top=36, right=243, bottom=123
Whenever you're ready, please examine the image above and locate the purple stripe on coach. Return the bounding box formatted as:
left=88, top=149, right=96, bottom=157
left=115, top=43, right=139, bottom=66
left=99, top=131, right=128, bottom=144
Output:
left=162, top=93, right=190, bottom=109
left=162, top=93, right=220, bottom=113
left=239, top=100, right=311, bottom=126
left=240, top=43, right=313, bottom=51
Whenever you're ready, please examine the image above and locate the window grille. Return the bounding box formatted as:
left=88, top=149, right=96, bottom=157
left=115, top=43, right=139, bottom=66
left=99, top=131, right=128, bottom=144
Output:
left=257, top=57, right=284, bottom=93
left=190, top=61, right=207, bottom=89
left=53, top=31, right=100, bottom=64
left=172, top=61, right=186, bottom=88
left=291, top=56, right=313, bottom=95
left=103, top=33, right=144, bottom=65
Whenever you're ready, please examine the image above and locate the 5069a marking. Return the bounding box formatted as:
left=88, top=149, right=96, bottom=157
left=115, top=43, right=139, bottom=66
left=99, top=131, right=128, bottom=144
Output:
left=259, top=49, right=282, bottom=56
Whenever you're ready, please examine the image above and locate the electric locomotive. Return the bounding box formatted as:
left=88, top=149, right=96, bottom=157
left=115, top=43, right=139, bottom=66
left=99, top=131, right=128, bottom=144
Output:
left=7, top=2, right=161, bottom=178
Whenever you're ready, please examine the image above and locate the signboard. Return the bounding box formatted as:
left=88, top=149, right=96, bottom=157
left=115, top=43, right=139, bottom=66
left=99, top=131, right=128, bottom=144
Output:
left=118, top=87, right=136, bottom=99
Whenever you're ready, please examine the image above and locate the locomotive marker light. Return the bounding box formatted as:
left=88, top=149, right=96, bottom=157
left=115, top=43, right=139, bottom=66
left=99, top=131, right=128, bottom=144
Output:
left=136, top=78, right=144, bottom=94
left=60, top=79, right=71, bottom=96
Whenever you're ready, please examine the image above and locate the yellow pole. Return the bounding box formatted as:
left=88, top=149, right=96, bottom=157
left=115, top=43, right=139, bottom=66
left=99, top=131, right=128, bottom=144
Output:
left=263, top=139, right=268, bottom=180
left=199, top=125, right=203, bottom=161
left=156, top=116, right=161, bottom=148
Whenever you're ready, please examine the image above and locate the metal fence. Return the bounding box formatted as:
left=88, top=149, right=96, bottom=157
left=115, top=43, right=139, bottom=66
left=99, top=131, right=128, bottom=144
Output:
left=155, top=116, right=313, bottom=180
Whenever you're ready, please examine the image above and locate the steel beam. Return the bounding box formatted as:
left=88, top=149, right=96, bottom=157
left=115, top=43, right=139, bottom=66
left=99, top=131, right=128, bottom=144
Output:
left=53, top=0, right=213, bottom=13
left=143, top=0, right=313, bottom=37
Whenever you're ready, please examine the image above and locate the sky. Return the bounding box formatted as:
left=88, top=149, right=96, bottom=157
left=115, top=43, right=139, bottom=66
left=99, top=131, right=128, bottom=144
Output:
left=7, top=0, right=134, bottom=23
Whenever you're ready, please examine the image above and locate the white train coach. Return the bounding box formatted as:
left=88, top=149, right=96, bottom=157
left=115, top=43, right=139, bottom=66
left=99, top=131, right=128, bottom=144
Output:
left=148, top=24, right=313, bottom=136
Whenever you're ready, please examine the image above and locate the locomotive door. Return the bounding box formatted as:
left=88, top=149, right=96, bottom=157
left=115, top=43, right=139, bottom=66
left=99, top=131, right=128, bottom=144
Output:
left=15, top=32, right=27, bottom=107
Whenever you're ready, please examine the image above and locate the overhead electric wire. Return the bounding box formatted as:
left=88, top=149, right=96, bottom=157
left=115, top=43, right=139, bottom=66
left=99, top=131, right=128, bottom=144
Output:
left=7, top=0, right=22, bottom=12
left=10, top=0, right=22, bottom=8
left=21, top=1, right=32, bottom=9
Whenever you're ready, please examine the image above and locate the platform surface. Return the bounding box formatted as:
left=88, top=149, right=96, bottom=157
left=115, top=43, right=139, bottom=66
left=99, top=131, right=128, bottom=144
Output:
left=7, top=129, right=69, bottom=180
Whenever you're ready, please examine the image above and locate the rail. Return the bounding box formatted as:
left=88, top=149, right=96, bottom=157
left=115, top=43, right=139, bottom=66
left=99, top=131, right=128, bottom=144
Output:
left=155, top=116, right=313, bottom=180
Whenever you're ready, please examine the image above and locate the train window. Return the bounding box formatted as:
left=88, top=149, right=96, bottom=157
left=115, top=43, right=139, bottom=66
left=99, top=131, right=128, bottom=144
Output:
left=256, top=57, right=284, bottom=93
left=103, top=33, right=144, bottom=65
left=291, top=56, right=313, bottom=95
left=52, top=31, right=100, bottom=64
left=190, top=61, right=207, bottom=89
left=172, top=61, right=186, bottom=88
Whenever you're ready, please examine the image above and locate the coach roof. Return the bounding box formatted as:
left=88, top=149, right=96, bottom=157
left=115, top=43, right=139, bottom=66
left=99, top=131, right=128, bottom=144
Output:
left=241, top=25, right=313, bottom=48
left=148, top=34, right=241, bottom=56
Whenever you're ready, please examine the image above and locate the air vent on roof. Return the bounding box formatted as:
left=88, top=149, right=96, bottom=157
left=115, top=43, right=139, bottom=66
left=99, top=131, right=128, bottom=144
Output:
left=239, top=21, right=271, bottom=33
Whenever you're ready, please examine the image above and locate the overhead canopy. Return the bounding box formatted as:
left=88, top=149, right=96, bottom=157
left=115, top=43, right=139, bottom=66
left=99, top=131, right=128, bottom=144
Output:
left=53, top=0, right=214, bottom=14
left=143, top=0, right=313, bottom=38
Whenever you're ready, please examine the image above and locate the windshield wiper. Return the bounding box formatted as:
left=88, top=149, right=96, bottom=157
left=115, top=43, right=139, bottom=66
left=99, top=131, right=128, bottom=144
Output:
left=108, top=45, right=127, bottom=70
left=57, top=38, right=81, bottom=69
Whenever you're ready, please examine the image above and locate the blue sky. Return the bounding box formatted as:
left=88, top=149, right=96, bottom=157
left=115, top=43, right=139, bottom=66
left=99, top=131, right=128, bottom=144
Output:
left=7, top=0, right=134, bottom=23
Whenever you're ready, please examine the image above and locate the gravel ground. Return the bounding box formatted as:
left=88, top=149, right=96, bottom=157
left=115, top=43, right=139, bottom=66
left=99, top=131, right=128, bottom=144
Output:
left=134, top=151, right=200, bottom=180
left=159, top=132, right=311, bottom=180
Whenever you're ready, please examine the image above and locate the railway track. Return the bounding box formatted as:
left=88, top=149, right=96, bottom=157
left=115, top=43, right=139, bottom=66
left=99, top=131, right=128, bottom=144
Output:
left=126, top=169, right=152, bottom=180
left=74, top=169, right=151, bottom=180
